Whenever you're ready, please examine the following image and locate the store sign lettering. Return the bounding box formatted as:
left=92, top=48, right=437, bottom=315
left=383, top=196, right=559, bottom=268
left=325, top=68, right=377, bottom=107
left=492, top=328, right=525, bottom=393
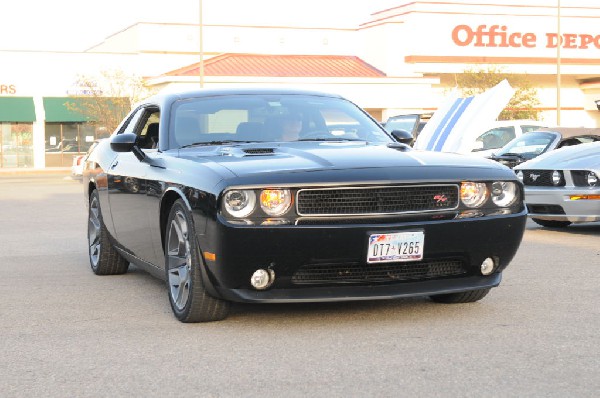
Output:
left=452, top=24, right=600, bottom=49
left=1, top=84, right=16, bottom=94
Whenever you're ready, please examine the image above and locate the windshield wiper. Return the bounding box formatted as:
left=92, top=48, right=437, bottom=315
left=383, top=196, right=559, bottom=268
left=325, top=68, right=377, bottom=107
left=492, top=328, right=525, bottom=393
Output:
left=181, top=140, right=256, bottom=148
left=495, top=152, right=526, bottom=160
left=297, top=138, right=364, bottom=142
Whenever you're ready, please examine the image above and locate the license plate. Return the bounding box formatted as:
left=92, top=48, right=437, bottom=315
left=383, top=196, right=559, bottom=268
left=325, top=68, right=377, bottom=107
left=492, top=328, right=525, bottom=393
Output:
left=367, top=231, right=425, bottom=263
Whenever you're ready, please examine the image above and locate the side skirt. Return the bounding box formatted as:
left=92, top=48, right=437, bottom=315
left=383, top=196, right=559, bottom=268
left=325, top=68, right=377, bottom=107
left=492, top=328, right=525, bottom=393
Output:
left=114, top=246, right=166, bottom=281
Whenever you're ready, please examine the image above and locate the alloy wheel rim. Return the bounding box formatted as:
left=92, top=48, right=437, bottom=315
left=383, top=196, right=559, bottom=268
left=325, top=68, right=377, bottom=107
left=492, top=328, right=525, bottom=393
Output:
left=88, top=196, right=101, bottom=269
left=167, top=210, right=192, bottom=311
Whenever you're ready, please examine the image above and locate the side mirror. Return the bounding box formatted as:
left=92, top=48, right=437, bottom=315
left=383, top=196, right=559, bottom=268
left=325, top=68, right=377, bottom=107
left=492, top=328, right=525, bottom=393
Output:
left=110, top=133, right=138, bottom=152
left=110, top=133, right=146, bottom=162
left=390, top=129, right=414, bottom=146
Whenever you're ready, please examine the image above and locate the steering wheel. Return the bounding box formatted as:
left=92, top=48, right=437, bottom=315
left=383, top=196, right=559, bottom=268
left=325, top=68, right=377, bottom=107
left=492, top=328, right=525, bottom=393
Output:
left=299, top=130, right=331, bottom=140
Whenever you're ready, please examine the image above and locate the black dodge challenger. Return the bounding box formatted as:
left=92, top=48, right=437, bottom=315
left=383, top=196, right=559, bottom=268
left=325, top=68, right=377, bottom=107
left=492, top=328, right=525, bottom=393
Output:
left=83, top=88, right=526, bottom=322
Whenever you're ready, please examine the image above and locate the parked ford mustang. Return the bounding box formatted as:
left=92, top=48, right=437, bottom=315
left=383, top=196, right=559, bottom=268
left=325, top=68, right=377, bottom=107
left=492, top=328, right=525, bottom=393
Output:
left=514, top=141, right=600, bottom=228
left=488, top=128, right=600, bottom=168
left=83, top=88, right=527, bottom=322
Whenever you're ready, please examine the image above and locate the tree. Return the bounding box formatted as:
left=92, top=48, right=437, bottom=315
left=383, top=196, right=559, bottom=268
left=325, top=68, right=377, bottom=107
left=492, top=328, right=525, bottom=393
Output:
left=66, top=69, right=157, bottom=133
left=454, top=66, right=540, bottom=120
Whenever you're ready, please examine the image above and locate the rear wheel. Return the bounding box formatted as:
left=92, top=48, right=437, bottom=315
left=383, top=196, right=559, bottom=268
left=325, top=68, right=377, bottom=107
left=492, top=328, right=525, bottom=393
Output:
left=430, top=288, right=490, bottom=304
left=165, top=199, right=230, bottom=322
left=531, top=218, right=571, bottom=228
left=87, top=190, right=129, bottom=275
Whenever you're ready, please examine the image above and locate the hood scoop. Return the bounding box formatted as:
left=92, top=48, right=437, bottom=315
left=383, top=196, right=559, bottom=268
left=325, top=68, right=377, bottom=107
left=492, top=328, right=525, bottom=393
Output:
left=242, top=148, right=276, bottom=156
left=216, top=146, right=277, bottom=157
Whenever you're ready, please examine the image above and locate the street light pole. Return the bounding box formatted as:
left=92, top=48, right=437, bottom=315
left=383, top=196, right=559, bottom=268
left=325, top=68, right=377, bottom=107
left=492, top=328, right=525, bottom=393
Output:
left=556, top=0, right=561, bottom=125
left=199, top=0, right=205, bottom=88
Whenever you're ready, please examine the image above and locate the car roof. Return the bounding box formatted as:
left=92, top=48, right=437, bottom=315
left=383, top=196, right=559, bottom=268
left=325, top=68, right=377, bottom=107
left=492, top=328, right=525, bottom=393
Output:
left=140, top=87, right=345, bottom=107
left=536, top=127, right=600, bottom=138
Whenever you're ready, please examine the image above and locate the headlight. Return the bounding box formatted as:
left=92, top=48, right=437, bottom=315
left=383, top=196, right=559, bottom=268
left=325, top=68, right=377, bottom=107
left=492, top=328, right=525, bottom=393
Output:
left=223, top=190, right=256, bottom=218
left=260, top=189, right=292, bottom=216
left=460, top=182, right=488, bottom=208
left=491, top=181, right=518, bottom=207
left=552, top=170, right=563, bottom=186
left=587, top=172, right=598, bottom=187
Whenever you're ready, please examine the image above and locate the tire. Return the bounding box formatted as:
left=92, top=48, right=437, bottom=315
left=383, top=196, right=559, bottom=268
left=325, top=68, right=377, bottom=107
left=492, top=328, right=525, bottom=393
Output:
left=430, top=288, right=491, bottom=304
left=87, top=190, right=129, bottom=275
left=531, top=218, right=571, bottom=228
left=165, top=199, right=230, bottom=322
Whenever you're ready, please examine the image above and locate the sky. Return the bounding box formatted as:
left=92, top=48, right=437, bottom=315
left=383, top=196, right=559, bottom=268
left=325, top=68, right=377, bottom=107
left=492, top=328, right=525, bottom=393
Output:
left=0, top=0, right=402, bottom=52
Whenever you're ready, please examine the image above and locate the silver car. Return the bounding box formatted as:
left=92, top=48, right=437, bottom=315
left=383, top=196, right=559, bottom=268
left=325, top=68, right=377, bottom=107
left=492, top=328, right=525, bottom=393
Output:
left=489, top=128, right=600, bottom=168
left=514, top=141, right=600, bottom=228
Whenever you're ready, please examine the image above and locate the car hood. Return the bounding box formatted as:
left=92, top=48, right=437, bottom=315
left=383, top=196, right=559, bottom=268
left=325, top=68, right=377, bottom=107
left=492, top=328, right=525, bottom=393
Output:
left=515, top=141, right=600, bottom=170
left=178, top=141, right=508, bottom=178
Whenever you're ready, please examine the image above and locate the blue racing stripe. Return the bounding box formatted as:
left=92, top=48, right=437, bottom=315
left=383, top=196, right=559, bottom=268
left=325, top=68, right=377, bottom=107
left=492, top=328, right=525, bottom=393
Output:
left=433, top=96, right=474, bottom=151
left=426, top=98, right=464, bottom=151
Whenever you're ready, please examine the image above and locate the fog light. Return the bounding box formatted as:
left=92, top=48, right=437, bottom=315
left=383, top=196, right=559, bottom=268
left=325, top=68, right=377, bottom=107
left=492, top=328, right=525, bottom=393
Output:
left=480, top=257, right=495, bottom=275
left=250, top=268, right=275, bottom=290
left=587, top=172, right=598, bottom=187
left=552, top=170, right=562, bottom=186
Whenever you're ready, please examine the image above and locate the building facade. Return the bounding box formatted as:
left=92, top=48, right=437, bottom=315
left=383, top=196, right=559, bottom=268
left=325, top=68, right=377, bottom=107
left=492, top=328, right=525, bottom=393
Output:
left=1, top=0, right=599, bottom=169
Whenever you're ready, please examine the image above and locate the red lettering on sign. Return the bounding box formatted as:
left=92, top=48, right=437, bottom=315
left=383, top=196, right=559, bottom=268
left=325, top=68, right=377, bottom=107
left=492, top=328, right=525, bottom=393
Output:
left=452, top=24, right=537, bottom=48
left=454, top=25, right=600, bottom=50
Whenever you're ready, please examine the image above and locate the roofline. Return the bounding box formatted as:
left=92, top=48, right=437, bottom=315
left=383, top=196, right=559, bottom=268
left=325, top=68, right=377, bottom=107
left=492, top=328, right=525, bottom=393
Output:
left=137, top=87, right=346, bottom=107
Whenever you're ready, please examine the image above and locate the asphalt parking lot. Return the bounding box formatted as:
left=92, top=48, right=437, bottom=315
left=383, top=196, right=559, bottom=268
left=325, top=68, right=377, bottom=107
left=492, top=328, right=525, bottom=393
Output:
left=0, top=173, right=598, bottom=397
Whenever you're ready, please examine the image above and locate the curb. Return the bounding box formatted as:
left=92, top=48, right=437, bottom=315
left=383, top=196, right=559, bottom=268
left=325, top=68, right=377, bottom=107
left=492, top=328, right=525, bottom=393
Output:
left=0, top=168, right=71, bottom=177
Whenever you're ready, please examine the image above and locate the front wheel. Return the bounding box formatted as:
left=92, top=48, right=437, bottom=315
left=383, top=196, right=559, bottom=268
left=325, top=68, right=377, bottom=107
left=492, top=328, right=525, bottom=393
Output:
left=430, top=288, right=491, bottom=304
left=87, top=190, right=129, bottom=275
left=531, top=218, right=571, bottom=228
left=165, top=199, right=230, bottom=322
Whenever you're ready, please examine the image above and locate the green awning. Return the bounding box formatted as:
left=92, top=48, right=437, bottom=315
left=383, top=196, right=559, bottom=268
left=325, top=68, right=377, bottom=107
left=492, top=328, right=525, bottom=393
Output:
left=43, top=97, right=89, bottom=122
left=0, top=97, right=36, bottom=122
left=43, top=97, right=130, bottom=123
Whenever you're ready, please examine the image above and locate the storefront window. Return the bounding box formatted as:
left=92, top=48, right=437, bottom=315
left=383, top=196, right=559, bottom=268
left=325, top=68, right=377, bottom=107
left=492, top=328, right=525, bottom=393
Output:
left=0, top=122, right=34, bottom=168
left=45, top=122, right=104, bottom=167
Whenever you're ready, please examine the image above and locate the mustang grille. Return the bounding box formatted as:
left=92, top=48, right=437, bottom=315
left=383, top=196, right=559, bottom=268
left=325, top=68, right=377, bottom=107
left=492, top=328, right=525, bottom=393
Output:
left=520, top=170, right=565, bottom=187
left=291, top=259, right=466, bottom=284
left=571, top=170, right=596, bottom=187
left=296, top=185, right=459, bottom=216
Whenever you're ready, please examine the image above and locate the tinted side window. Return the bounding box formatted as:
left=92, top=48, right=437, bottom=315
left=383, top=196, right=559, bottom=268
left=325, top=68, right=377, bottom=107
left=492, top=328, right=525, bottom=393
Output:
left=521, top=125, right=543, bottom=133
left=478, top=127, right=515, bottom=150
left=120, top=108, right=145, bottom=135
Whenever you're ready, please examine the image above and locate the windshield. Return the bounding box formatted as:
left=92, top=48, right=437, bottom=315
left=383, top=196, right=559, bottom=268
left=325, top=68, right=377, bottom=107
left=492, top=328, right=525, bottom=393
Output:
left=170, top=94, right=392, bottom=148
left=384, top=115, right=419, bottom=133
left=495, top=131, right=558, bottom=157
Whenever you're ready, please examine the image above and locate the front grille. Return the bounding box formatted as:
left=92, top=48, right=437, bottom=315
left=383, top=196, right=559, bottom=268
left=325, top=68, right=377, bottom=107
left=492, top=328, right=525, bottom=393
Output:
left=571, top=170, right=598, bottom=187
left=527, top=204, right=565, bottom=215
left=296, top=185, right=459, bottom=216
left=291, top=259, right=466, bottom=285
left=296, top=212, right=457, bottom=225
left=521, top=170, right=565, bottom=187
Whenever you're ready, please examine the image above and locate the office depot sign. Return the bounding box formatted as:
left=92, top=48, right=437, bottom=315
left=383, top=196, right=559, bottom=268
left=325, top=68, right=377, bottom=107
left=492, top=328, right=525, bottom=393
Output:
left=452, top=24, right=600, bottom=49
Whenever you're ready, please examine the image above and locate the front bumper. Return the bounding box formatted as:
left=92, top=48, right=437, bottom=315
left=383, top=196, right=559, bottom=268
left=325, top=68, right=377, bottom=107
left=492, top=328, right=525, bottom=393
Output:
left=524, top=186, right=600, bottom=223
left=217, top=274, right=502, bottom=303
left=198, top=211, right=527, bottom=303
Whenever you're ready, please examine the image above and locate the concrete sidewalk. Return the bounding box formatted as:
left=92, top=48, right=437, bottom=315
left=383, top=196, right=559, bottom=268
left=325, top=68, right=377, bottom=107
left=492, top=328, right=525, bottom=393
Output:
left=0, top=167, right=72, bottom=178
